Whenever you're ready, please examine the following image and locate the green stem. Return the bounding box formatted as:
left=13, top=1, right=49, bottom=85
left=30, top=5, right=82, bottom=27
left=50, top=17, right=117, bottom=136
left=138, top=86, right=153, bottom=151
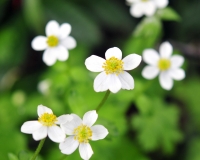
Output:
left=96, top=90, right=111, bottom=112
left=30, top=138, right=46, bottom=160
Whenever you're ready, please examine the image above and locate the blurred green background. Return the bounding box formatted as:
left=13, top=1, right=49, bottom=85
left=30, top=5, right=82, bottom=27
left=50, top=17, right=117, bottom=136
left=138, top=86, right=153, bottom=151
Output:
left=1, top=0, right=200, bottom=159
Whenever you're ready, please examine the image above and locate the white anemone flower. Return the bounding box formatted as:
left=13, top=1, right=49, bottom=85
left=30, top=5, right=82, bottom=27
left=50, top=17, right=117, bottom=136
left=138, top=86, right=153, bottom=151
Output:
left=127, top=0, right=168, bottom=18
left=85, top=47, right=142, bottom=93
left=59, top=110, right=108, bottom=160
left=142, top=41, right=185, bottom=90
left=31, top=20, right=76, bottom=66
left=21, top=105, right=73, bottom=143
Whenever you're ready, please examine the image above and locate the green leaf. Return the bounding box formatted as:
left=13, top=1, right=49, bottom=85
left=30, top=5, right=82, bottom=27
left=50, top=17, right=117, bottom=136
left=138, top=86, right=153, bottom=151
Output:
left=157, top=7, right=181, bottom=21
left=123, top=17, right=162, bottom=55
left=132, top=97, right=183, bottom=154
left=8, top=153, right=19, bottom=160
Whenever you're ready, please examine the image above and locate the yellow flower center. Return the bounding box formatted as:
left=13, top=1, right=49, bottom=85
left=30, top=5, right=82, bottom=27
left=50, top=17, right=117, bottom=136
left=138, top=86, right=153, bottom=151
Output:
left=47, top=35, right=59, bottom=47
left=102, top=57, right=124, bottom=75
left=38, top=113, right=57, bottom=126
left=157, top=58, right=171, bottom=71
left=73, top=124, right=92, bottom=143
left=141, top=0, right=149, bottom=2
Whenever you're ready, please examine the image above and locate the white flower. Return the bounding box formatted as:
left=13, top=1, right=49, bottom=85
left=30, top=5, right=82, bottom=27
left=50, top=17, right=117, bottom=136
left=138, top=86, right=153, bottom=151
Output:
left=127, top=0, right=168, bottom=18
left=21, top=105, right=73, bottom=143
left=31, top=20, right=76, bottom=66
left=59, top=110, right=108, bottom=160
left=142, top=41, right=185, bottom=90
left=85, top=47, right=142, bottom=93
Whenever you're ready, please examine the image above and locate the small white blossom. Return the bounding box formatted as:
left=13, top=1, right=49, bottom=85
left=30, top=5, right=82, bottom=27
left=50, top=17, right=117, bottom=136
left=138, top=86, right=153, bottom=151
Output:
left=142, top=41, right=185, bottom=90
left=127, top=0, right=168, bottom=18
left=31, top=20, right=76, bottom=66
left=21, top=105, right=72, bottom=143
left=85, top=47, right=142, bottom=93
left=59, top=110, right=108, bottom=160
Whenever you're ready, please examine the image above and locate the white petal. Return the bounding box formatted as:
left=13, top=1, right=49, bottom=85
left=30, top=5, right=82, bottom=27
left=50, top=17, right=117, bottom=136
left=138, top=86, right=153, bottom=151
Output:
left=126, top=0, right=139, bottom=4
left=118, top=71, right=134, bottom=90
left=105, top=47, right=122, bottom=60
left=31, top=36, right=47, bottom=51
left=91, top=125, right=108, bottom=141
left=143, top=49, right=160, bottom=66
left=46, top=20, right=59, bottom=36
left=169, top=68, right=185, bottom=80
left=83, top=110, right=98, bottom=127
left=56, top=46, right=69, bottom=61
left=143, top=2, right=156, bottom=16
left=122, top=54, right=141, bottom=70
left=85, top=55, right=105, bottom=72
left=21, top=121, right=42, bottom=134
left=59, top=136, right=79, bottom=154
left=142, top=66, right=159, bottom=79
left=130, top=3, right=144, bottom=18
left=37, top=105, right=53, bottom=117
left=170, top=55, right=184, bottom=69
left=159, top=42, right=173, bottom=58
left=33, top=126, right=47, bottom=141
left=159, top=72, right=173, bottom=90
left=108, top=74, right=122, bottom=93
left=61, top=36, right=76, bottom=50
left=57, top=114, right=73, bottom=124
left=42, top=48, right=57, bottom=66
left=154, top=0, right=168, bottom=8
left=62, top=114, right=82, bottom=135
left=59, top=23, right=71, bottom=39
left=48, top=126, right=65, bottom=143
left=94, top=72, right=110, bottom=92
left=79, top=143, right=93, bottom=160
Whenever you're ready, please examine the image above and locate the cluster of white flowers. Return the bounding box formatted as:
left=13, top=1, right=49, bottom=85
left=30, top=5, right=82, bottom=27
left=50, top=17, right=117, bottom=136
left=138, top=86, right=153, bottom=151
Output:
left=21, top=105, right=108, bottom=160
left=127, top=0, right=168, bottom=18
left=25, top=18, right=186, bottom=160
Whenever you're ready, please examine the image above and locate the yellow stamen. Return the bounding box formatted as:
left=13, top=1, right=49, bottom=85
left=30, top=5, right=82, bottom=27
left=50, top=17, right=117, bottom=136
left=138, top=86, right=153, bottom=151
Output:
left=47, top=35, right=59, bottom=47
left=141, top=0, right=149, bottom=2
left=158, top=58, right=171, bottom=71
left=102, top=57, right=124, bottom=75
left=73, top=124, right=92, bottom=143
left=38, top=113, right=57, bottom=126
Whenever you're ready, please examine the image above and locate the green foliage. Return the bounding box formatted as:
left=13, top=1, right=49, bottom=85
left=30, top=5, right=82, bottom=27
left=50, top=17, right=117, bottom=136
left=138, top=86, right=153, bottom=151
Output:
left=185, top=138, right=200, bottom=160
left=8, top=153, right=19, bottom=160
left=156, top=7, right=181, bottom=21
left=132, top=96, right=183, bottom=154
left=0, top=0, right=199, bottom=159
left=23, top=0, right=45, bottom=33
left=123, top=17, right=162, bottom=55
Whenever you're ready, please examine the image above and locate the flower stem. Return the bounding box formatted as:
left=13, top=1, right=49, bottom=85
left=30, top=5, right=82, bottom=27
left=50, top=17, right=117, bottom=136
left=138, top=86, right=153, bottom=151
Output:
left=30, top=138, right=46, bottom=160
left=96, top=90, right=111, bottom=112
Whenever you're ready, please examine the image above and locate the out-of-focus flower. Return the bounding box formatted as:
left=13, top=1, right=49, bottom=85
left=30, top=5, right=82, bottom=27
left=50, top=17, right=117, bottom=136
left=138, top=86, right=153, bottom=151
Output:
left=59, top=110, right=108, bottom=160
left=21, top=105, right=72, bottom=143
left=31, top=20, right=76, bottom=66
left=37, top=79, right=51, bottom=95
left=127, top=0, right=168, bottom=18
left=142, top=41, right=185, bottom=90
left=85, top=47, right=142, bottom=93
